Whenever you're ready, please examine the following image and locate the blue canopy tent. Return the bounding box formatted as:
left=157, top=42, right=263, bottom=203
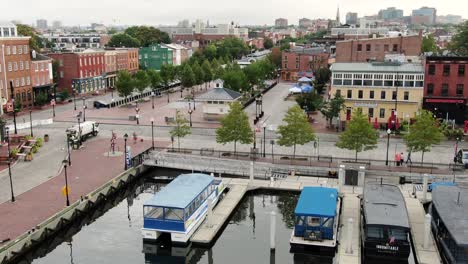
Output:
left=301, top=84, right=313, bottom=93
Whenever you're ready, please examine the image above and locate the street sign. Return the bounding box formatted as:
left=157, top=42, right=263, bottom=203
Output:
left=61, top=186, right=70, bottom=196
left=125, top=146, right=132, bottom=167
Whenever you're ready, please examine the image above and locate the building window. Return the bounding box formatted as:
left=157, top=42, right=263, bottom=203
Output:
left=384, top=80, right=393, bottom=87
left=368, top=108, right=374, bottom=118
left=443, top=65, right=450, bottom=76
left=392, top=44, right=398, bottom=52
left=380, top=91, right=386, bottom=99
left=392, top=91, right=397, bottom=100
left=363, top=80, right=372, bottom=86
left=6, top=46, right=10, bottom=55
left=366, top=44, right=371, bottom=51
left=284, top=63, right=287, bottom=68
left=357, top=44, right=362, bottom=51
left=25, top=61, right=29, bottom=70
left=458, top=65, right=465, bottom=76
left=343, top=79, right=352, bottom=85
left=335, top=89, right=341, bottom=97
left=12, top=46, right=16, bottom=54
left=18, top=46, right=22, bottom=54
left=404, top=91, right=409, bottom=100
left=333, top=79, right=343, bottom=85
left=353, top=79, right=362, bottom=86
left=24, top=45, right=28, bottom=53
left=373, top=80, right=383, bottom=86
left=375, top=44, right=381, bottom=51
left=13, top=62, right=18, bottom=71
left=19, top=61, right=23, bottom=70
left=347, top=90, right=352, bottom=98
left=60, top=71, right=64, bottom=78
left=358, top=90, right=363, bottom=99
left=15, top=79, right=19, bottom=87
left=369, top=90, right=374, bottom=99
left=21, top=77, right=25, bottom=86
left=456, top=84, right=464, bottom=96
left=427, top=83, right=434, bottom=95
left=380, top=108, right=385, bottom=118
left=441, top=84, right=449, bottom=96
left=8, top=62, right=12, bottom=71
left=26, top=77, right=30, bottom=85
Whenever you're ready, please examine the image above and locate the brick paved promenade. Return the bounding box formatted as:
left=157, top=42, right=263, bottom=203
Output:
left=0, top=137, right=168, bottom=244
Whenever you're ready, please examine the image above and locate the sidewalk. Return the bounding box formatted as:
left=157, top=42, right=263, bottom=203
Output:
left=0, top=137, right=168, bottom=244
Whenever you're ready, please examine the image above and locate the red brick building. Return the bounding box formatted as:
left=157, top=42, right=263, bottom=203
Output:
left=335, top=34, right=422, bottom=63
left=48, top=49, right=106, bottom=95
left=126, top=48, right=139, bottom=73
left=423, top=56, right=468, bottom=124
left=0, top=37, right=34, bottom=112
left=281, top=47, right=330, bottom=81
left=30, top=52, right=54, bottom=102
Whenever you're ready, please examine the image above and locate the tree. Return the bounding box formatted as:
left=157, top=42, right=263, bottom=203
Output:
left=296, top=92, right=323, bottom=112
left=180, top=64, right=196, bottom=91
left=336, top=108, right=378, bottom=161
left=211, top=58, right=224, bottom=79
left=16, top=24, right=45, bottom=51
left=216, top=37, right=249, bottom=59
left=269, top=47, right=282, bottom=68
left=422, top=35, right=438, bottom=53
left=449, top=21, right=468, bottom=55
left=216, top=102, right=253, bottom=154
left=191, top=61, right=204, bottom=90
left=52, top=60, right=60, bottom=84
left=147, top=69, right=162, bottom=89
left=222, top=70, right=247, bottom=92
left=315, top=67, right=331, bottom=86
left=277, top=105, right=316, bottom=158
left=170, top=110, right=191, bottom=150
left=115, top=70, right=135, bottom=98
left=124, top=26, right=170, bottom=47
left=243, top=63, right=262, bottom=91
left=201, top=60, right=213, bottom=88
left=134, top=70, right=150, bottom=94
left=403, top=110, right=443, bottom=165
left=160, top=64, right=175, bottom=87
left=321, top=94, right=345, bottom=127
left=107, top=33, right=141, bottom=48
left=204, top=44, right=217, bottom=61
left=263, top=38, right=274, bottom=49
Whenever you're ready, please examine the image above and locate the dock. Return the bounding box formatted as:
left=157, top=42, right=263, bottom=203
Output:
left=337, top=188, right=361, bottom=264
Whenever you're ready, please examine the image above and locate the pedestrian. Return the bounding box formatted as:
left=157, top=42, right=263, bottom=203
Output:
left=395, top=152, right=401, bottom=166
left=406, top=150, right=412, bottom=165
left=133, top=132, right=137, bottom=144
left=400, top=152, right=404, bottom=166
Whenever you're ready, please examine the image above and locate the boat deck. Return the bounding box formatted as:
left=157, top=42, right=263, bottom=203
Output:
left=400, top=185, right=442, bottom=264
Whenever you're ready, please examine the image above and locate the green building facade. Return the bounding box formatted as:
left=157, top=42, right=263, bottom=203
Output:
left=139, top=44, right=173, bottom=70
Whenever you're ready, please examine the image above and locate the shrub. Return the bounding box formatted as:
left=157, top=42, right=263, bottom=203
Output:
left=32, top=145, right=38, bottom=153
left=35, top=93, right=48, bottom=106
left=60, top=90, right=70, bottom=100
left=36, top=138, right=43, bottom=147
left=24, top=135, right=33, bottom=141
left=10, top=148, right=19, bottom=158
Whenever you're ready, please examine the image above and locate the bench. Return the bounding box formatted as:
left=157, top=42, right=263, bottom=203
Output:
left=165, top=117, right=175, bottom=123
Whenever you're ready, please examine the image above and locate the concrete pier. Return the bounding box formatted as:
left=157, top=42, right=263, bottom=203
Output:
left=337, top=190, right=361, bottom=264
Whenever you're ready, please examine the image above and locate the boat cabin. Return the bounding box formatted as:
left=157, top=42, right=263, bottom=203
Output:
left=293, top=187, right=339, bottom=241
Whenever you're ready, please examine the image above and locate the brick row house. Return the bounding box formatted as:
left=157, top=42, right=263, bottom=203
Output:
left=30, top=52, right=54, bottom=103
left=281, top=46, right=330, bottom=81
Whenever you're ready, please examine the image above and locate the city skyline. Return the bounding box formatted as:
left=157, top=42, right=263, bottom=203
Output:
left=5, top=0, right=466, bottom=27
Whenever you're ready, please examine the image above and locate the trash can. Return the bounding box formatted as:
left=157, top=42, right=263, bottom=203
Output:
left=399, top=176, right=406, bottom=185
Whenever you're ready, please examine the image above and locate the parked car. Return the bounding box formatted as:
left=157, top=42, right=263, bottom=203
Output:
left=455, top=149, right=468, bottom=168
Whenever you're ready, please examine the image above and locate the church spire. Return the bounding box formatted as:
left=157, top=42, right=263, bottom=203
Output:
left=336, top=5, right=340, bottom=24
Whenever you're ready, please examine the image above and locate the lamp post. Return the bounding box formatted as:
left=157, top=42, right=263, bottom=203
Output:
left=29, top=109, right=33, bottom=137
left=455, top=137, right=460, bottom=161
left=270, top=140, right=275, bottom=162
left=82, top=104, right=86, bottom=122
left=188, top=109, right=193, bottom=127
left=124, top=133, right=129, bottom=170
left=193, top=96, right=196, bottom=111
left=262, top=123, right=267, bottom=157
left=135, top=107, right=140, bottom=125
left=259, top=95, right=263, bottom=114
left=385, top=129, right=391, bottom=166
left=10, top=81, right=17, bottom=134
left=51, top=93, right=56, bottom=118
left=66, top=133, right=71, bottom=166
left=63, top=159, right=70, bottom=206
left=255, top=97, right=259, bottom=118
left=72, top=84, right=76, bottom=111
left=5, top=127, right=15, bottom=202
left=150, top=117, right=155, bottom=149
left=151, top=91, right=155, bottom=109
left=167, top=88, right=170, bottom=103
left=180, top=88, right=183, bottom=98
left=77, top=112, right=82, bottom=146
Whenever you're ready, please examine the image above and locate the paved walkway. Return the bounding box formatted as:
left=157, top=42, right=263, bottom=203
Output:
left=0, top=138, right=167, bottom=245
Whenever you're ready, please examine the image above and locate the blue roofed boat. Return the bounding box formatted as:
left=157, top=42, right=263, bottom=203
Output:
left=290, top=187, right=341, bottom=250
left=141, top=173, right=225, bottom=244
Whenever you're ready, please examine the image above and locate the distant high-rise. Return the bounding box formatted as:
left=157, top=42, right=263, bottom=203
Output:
left=275, top=18, right=288, bottom=28
left=52, top=20, right=62, bottom=29
left=36, top=19, right=48, bottom=30
left=411, top=7, right=437, bottom=25
left=437, top=15, right=463, bottom=25
left=345, top=12, right=358, bottom=25
left=177, top=20, right=190, bottom=28
left=378, top=7, right=404, bottom=21
left=299, top=18, right=313, bottom=28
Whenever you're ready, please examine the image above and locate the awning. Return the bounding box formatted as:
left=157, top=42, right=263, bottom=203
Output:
left=425, top=98, right=465, bottom=104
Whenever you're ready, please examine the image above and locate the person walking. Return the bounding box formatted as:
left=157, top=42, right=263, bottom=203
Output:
left=406, top=150, right=413, bottom=165
left=400, top=152, right=404, bottom=166
left=395, top=152, right=401, bottom=166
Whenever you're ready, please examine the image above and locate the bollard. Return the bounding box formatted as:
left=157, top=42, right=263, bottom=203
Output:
left=338, top=168, right=344, bottom=193
left=250, top=161, right=254, bottom=184
left=207, top=198, right=214, bottom=228
left=270, top=211, right=276, bottom=251
left=423, top=214, right=432, bottom=249
left=210, top=172, right=214, bottom=177
left=270, top=177, right=274, bottom=186
left=346, top=218, right=354, bottom=254
left=423, top=174, right=428, bottom=201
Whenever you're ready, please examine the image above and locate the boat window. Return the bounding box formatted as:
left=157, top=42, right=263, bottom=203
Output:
left=367, top=227, right=384, bottom=239
left=144, top=206, right=164, bottom=219
left=164, top=208, right=184, bottom=221
left=295, top=216, right=305, bottom=225
left=463, top=153, right=468, bottom=159
left=306, top=217, right=321, bottom=227
left=322, top=217, right=334, bottom=228
left=388, top=228, right=408, bottom=241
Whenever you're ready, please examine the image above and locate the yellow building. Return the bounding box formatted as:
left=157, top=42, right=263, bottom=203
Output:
left=330, top=62, right=424, bottom=128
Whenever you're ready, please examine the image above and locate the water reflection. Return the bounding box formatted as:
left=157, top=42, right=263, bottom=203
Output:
left=23, top=175, right=333, bottom=264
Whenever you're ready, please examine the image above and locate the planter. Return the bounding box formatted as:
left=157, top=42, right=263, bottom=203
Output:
left=44, top=134, right=49, bottom=142
left=25, top=153, right=33, bottom=161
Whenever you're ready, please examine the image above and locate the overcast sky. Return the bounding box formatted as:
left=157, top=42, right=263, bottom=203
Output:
left=7, top=0, right=466, bottom=26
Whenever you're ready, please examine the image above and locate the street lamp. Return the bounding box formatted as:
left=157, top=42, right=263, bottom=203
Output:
left=66, top=132, right=71, bottom=166
left=124, top=133, right=129, bottom=170
left=10, top=81, right=17, bottom=134
left=270, top=140, right=275, bottom=162
left=82, top=104, right=86, bottom=122
left=193, top=95, right=196, bottom=111
left=385, top=129, right=391, bottom=166
left=262, top=123, right=267, bottom=157
left=167, top=88, right=170, bottom=103
left=29, top=108, right=33, bottom=137
left=151, top=91, right=155, bottom=109
left=51, top=93, right=56, bottom=118
left=150, top=117, right=155, bottom=149
left=135, top=107, right=140, bottom=125
left=77, top=112, right=82, bottom=146
left=5, top=127, right=15, bottom=202
left=180, top=88, right=183, bottom=98
left=188, top=109, right=193, bottom=127
left=62, top=159, right=70, bottom=206
left=72, top=84, right=76, bottom=111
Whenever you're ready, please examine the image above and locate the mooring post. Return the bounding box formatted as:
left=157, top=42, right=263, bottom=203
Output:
left=250, top=161, right=254, bottom=184
left=423, top=173, right=428, bottom=201
left=423, top=214, right=432, bottom=249
left=346, top=218, right=354, bottom=254
left=207, top=198, right=213, bottom=227
left=270, top=211, right=276, bottom=251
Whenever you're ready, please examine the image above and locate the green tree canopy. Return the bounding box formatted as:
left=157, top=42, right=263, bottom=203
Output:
left=269, top=48, right=282, bottom=68
left=191, top=61, right=204, bottom=87
left=134, top=70, right=150, bottom=93
left=403, top=110, right=444, bottom=165
left=216, top=37, right=249, bottom=60
left=222, top=69, right=247, bottom=92
left=160, top=64, right=175, bottom=87
left=181, top=64, right=196, bottom=89
left=124, top=26, right=170, bottom=47
left=16, top=24, right=46, bottom=51
left=147, top=69, right=162, bottom=89
left=204, top=44, right=218, bottom=61
left=107, top=33, right=141, bottom=48
left=263, top=38, right=274, bottom=49
left=201, top=60, right=213, bottom=87
left=277, top=105, right=316, bottom=158
left=216, top=102, right=254, bottom=154
left=243, top=63, right=262, bottom=90
left=422, top=35, right=438, bottom=53
left=211, top=59, right=224, bottom=79
left=170, top=110, right=191, bottom=150
left=115, top=70, right=134, bottom=98
left=296, top=92, right=324, bottom=112
left=321, top=94, right=345, bottom=126
left=449, top=21, right=468, bottom=55
left=315, top=67, right=331, bottom=86
left=336, top=108, right=378, bottom=161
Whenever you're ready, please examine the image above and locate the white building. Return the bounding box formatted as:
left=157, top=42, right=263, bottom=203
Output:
left=196, top=80, right=242, bottom=120
left=0, top=21, right=17, bottom=37
left=161, top=44, right=192, bottom=66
